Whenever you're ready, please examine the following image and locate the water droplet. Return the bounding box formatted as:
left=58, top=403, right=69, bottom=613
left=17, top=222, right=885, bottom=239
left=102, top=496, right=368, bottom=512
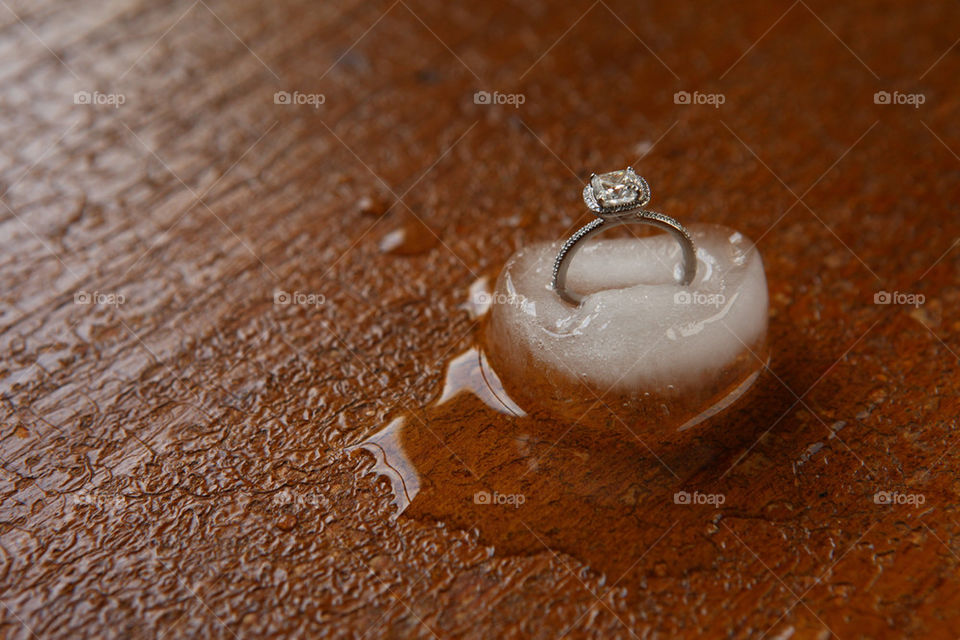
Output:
left=378, top=214, right=437, bottom=255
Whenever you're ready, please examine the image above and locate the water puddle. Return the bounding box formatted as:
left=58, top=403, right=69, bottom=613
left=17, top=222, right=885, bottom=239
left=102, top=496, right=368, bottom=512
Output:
left=348, top=268, right=768, bottom=586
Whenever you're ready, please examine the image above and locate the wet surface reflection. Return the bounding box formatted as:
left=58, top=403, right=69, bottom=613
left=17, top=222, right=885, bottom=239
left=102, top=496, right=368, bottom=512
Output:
left=350, top=331, right=767, bottom=587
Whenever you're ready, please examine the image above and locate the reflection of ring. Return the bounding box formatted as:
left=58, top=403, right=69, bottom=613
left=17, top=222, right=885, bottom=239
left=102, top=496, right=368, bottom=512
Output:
left=551, top=168, right=698, bottom=306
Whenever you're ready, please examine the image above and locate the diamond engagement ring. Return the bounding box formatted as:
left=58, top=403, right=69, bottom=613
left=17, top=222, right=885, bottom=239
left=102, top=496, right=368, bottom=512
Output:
left=551, top=168, right=698, bottom=305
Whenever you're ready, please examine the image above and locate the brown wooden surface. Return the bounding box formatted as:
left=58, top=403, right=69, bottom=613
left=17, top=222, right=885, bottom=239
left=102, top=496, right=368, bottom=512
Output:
left=2, top=0, right=960, bottom=638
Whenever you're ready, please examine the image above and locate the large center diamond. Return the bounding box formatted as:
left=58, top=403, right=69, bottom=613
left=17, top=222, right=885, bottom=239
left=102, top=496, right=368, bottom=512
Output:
left=591, top=169, right=640, bottom=208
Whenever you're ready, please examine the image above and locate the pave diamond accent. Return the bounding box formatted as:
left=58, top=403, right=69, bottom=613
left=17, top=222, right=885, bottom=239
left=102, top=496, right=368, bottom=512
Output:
left=582, top=167, right=651, bottom=215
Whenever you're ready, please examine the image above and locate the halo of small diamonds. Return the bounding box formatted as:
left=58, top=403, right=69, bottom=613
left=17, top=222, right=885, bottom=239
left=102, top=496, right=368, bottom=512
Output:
left=582, top=167, right=651, bottom=216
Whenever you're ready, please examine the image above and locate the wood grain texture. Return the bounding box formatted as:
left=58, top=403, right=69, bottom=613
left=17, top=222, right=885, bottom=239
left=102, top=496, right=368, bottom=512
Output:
left=1, top=0, right=960, bottom=637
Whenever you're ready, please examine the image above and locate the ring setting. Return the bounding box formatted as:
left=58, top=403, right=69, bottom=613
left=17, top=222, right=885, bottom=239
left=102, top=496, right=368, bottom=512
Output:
left=582, top=167, right=650, bottom=215
left=552, top=168, right=698, bottom=306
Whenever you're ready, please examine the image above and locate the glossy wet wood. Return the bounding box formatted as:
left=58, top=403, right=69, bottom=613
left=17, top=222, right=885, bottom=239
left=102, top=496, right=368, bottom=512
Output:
left=2, top=0, right=960, bottom=638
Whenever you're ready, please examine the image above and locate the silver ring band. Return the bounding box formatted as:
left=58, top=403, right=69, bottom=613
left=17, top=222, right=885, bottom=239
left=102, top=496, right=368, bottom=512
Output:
left=551, top=168, right=697, bottom=306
